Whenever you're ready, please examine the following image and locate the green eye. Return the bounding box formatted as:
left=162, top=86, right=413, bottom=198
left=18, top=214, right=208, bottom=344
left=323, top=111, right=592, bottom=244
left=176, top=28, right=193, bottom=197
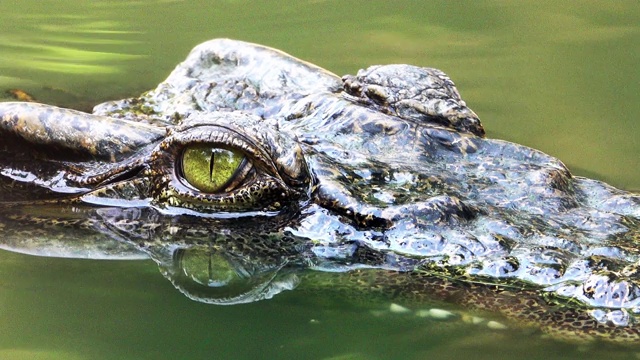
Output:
left=181, top=145, right=246, bottom=193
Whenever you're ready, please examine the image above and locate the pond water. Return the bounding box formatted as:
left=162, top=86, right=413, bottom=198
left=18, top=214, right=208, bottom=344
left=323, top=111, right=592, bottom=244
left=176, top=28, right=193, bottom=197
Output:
left=0, top=1, right=638, bottom=359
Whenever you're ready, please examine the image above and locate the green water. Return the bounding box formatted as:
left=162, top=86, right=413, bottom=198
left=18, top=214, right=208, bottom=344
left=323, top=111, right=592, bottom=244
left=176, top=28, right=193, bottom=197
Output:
left=0, top=1, right=638, bottom=359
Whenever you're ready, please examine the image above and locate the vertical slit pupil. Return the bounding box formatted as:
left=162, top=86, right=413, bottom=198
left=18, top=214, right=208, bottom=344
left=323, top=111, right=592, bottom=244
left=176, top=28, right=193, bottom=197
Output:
left=209, top=151, right=215, bottom=181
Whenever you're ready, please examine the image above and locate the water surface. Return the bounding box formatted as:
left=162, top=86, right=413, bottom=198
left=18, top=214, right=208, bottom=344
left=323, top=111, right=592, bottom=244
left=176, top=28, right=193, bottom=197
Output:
left=0, top=1, right=638, bottom=359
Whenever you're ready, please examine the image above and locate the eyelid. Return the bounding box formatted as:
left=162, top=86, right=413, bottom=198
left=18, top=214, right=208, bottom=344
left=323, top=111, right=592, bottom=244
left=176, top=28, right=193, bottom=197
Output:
left=220, top=156, right=253, bottom=192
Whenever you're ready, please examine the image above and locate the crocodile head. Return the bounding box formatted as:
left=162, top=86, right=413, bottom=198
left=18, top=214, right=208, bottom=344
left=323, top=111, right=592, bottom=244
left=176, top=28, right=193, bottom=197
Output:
left=1, top=39, right=639, bottom=342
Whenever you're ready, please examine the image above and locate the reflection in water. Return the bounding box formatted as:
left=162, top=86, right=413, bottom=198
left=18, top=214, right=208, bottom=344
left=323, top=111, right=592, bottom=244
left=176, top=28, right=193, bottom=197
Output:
left=167, top=247, right=299, bottom=305
left=1, top=200, right=640, bottom=347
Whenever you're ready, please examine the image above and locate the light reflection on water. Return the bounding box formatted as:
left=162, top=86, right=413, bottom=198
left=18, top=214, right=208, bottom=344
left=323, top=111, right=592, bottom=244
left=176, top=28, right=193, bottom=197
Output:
left=0, top=1, right=638, bottom=359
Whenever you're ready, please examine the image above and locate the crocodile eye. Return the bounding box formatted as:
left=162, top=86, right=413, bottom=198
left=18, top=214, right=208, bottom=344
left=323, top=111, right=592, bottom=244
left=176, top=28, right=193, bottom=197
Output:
left=180, top=145, right=249, bottom=193
left=150, top=116, right=310, bottom=212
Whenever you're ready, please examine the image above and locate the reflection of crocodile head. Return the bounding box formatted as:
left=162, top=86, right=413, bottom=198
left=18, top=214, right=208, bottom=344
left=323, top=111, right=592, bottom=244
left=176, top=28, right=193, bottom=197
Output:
left=0, top=39, right=639, bottom=343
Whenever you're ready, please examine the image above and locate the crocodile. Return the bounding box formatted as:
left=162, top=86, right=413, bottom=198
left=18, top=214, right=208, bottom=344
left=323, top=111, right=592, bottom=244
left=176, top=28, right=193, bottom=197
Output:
left=0, top=39, right=639, bottom=344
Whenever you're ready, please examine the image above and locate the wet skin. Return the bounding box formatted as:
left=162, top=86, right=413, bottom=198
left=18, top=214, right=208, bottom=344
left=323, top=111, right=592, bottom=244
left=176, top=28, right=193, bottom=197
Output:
left=0, top=39, right=639, bottom=343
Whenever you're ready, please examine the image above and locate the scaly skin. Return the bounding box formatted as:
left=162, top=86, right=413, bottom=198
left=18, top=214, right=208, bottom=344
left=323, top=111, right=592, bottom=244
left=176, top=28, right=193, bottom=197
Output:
left=0, top=39, right=639, bottom=343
